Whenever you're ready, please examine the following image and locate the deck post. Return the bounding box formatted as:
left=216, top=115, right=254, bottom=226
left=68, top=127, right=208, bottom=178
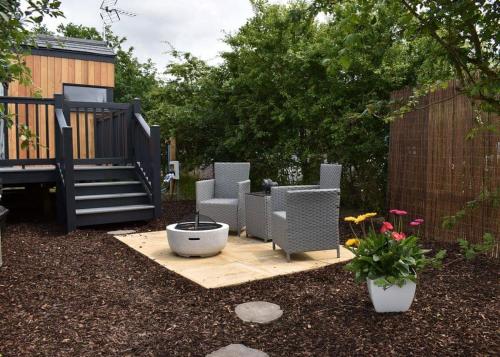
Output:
left=54, top=95, right=76, bottom=232
left=63, top=126, right=76, bottom=232
left=54, top=95, right=63, bottom=224
left=150, top=125, right=162, bottom=218
left=129, top=98, right=141, bottom=162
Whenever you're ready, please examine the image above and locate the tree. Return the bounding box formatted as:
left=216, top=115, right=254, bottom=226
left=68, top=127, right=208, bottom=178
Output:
left=0, top=0, right=63, bottom=144
left=0, top=0, right=63, bottom=86
left=157, top=0, right=441, bottom=209
left=56, top=22, right=103, bottom=41
left=314, top=0, right=499, bottom=114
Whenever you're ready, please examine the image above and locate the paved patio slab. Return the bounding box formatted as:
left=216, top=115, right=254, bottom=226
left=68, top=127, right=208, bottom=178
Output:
left=114, top=231, right=354, bottom=288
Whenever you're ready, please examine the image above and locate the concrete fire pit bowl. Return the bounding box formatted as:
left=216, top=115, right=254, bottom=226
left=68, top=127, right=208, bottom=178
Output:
left=166, top=221, right=229, bottom=258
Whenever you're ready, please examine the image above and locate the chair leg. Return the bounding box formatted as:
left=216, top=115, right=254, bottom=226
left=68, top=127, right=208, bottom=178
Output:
left=337, top=247, right=340, bottom=258
left=272, top=242, right=276, bottom=250
left=286, top=252, right=291, bottom=262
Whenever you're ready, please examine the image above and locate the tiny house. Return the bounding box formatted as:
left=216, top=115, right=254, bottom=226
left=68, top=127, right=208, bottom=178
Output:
left=0, top=35, right=161, bottom=232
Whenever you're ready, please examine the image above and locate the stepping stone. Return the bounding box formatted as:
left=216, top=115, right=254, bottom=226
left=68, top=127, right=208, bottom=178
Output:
left=107, top=229, right=136, bottom=235
left=235, top=301, right=283, bottom=324
left=206, top=344, right=268, bottom=357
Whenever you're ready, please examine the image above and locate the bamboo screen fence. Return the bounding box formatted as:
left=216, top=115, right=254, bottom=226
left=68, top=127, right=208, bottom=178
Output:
left=388, top=80, right=499, bottom=245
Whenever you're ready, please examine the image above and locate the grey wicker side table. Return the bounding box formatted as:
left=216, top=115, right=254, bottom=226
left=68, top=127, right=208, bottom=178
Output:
left=245, top=192, right=272, bottom=242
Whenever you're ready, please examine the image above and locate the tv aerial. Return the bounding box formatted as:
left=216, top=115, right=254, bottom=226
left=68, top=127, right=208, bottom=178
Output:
left=100, top=0, right=136, bottom=26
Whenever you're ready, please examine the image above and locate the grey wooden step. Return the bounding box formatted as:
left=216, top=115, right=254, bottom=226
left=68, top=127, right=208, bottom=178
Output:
left=74, top=165, right=133, bottom=170
left=75, top=180, right=141, bottom=187
left=74, top=181, right=144, bottom=195
left=75, top=192, right=147, bottom=200
left=74, top=192, right=150, bottom=209
left=76, top=204, right=154, bottom=215
left=74, top=166, right=136, bottom=181
left=75, top=204, right=155, bottom=227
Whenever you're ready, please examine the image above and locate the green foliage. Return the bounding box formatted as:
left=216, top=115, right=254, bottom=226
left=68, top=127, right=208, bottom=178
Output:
left=345, top=231, right=446, bottom=289
left=0, top=0, right=62, bottom=146
left=442, top=188, right=500, bottom=229
left=0, top=0, right=63, bottom=85
left=56, top=23, right=103, bottom=40
left=154, top=0, right=443, bottom=208
left=458, top=233, right=496, bottom=261
left=315, top=0, right=499, bottom=114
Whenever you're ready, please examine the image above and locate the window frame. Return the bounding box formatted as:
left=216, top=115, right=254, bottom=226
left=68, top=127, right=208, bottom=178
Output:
left=62, top=83, right=114, bottom=103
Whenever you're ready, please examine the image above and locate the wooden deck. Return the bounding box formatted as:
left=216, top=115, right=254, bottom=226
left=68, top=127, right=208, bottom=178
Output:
left=0, top=95, right=161, bottom=232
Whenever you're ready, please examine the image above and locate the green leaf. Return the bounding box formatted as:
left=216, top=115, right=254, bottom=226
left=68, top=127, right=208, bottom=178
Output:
left=338, top=55, right=351, bottom=70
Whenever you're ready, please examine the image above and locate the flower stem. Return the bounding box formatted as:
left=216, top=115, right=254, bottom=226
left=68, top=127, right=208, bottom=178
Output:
left=348, top=223, right=358, bottom=239
left=361, top=222, right=366, bottom=238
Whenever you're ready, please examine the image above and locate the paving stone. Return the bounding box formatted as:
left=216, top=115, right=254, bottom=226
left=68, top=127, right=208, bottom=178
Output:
left=107, top=229, right=136, bottom=235
left=206, top=344, right=268, bottom=357
left=235, top=301, right=283, bottom=324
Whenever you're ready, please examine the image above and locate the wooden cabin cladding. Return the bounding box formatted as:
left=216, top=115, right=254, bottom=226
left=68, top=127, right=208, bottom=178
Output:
left=7, top=50, right=115, bottom=160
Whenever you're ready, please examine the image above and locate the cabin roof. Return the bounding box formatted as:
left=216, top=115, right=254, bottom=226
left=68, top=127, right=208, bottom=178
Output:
left=29, top=35, right=115, bottom=62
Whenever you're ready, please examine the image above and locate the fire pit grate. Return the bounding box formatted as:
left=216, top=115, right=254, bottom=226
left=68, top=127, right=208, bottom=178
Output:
left=174, top=212, right=222, bottom=231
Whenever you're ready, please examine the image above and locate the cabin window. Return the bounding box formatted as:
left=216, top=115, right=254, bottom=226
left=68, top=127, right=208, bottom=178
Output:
left=63, top=84, right=112, bottom=102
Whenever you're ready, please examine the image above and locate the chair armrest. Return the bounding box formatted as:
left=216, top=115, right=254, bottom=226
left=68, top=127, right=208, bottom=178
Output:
left=237, top=180, right=251, bottom=202
left=270, top=185, right=320, bottom=212
left=237, top=180, right=251, bottom=227
left=196, top=179, right=215, bottom=209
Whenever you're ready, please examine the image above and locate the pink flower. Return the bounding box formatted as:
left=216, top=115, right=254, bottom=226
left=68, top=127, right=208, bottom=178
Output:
left=391, top=232, right=406, bottom=241
left=414, top=218, right=424, bottom=223
left=410, top=221, right=421, bottom=227
left=380, top=221, right=394, bottom=234
left=389, top=209, right=408, bottom=216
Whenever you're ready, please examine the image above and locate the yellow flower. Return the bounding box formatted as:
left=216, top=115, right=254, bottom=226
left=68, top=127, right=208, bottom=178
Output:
left=354, top=214, right=367, bottom=224
left=344, top=216, right=357, bottom=222
left=345, top=238, right=360, bottom=248
left=363, top=212, right=377, bottom=219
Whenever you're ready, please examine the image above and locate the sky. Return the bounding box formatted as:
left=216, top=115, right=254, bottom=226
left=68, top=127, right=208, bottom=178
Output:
left=41, top=0, right=289, bottom=71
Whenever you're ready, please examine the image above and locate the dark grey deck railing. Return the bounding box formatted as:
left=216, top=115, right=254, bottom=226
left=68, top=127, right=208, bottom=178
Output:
left=0, top=96, right=56, bottom=166
left=63, top=100, right=131, bottom=164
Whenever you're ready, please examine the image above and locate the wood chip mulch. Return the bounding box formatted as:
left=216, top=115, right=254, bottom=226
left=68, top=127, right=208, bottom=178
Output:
left=0, top=200, right=499, bottom=356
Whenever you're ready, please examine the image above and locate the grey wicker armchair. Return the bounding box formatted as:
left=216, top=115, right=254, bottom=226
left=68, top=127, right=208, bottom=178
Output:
left=271, top=164, right=342, bottom=261
left=196, top=162, right=250, bottom=235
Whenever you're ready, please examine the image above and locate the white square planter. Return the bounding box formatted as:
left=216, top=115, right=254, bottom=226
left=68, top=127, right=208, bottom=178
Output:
left=367, top=278, right=416, bottom=313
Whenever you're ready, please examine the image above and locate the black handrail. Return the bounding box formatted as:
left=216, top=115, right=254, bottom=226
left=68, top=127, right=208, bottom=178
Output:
left=131, top=98, right=161, bottom=218
left=0, top=97, right=54, bottom=105
left=134, top=112, right=151, bottom=136
left=64, top=101, right=130, bottom=110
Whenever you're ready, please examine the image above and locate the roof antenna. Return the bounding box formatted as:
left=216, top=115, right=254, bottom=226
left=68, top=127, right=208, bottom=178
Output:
left=99, top=0, right=136, bottom=39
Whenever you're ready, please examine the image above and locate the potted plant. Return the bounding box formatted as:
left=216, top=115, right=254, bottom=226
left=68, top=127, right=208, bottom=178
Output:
left=344, top=210, right=445, bottom=313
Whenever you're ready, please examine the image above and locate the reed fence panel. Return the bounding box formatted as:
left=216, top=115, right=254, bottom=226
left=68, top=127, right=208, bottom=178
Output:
left=388, top=81, right=499, bottom=246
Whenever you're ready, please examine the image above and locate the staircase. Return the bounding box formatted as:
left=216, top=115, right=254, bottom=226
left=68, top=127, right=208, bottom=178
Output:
left=73, top=165, right=155, bottom=227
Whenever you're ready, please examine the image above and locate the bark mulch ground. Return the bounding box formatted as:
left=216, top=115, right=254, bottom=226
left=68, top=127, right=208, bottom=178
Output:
left=0, top=199, right=499, bottom=356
